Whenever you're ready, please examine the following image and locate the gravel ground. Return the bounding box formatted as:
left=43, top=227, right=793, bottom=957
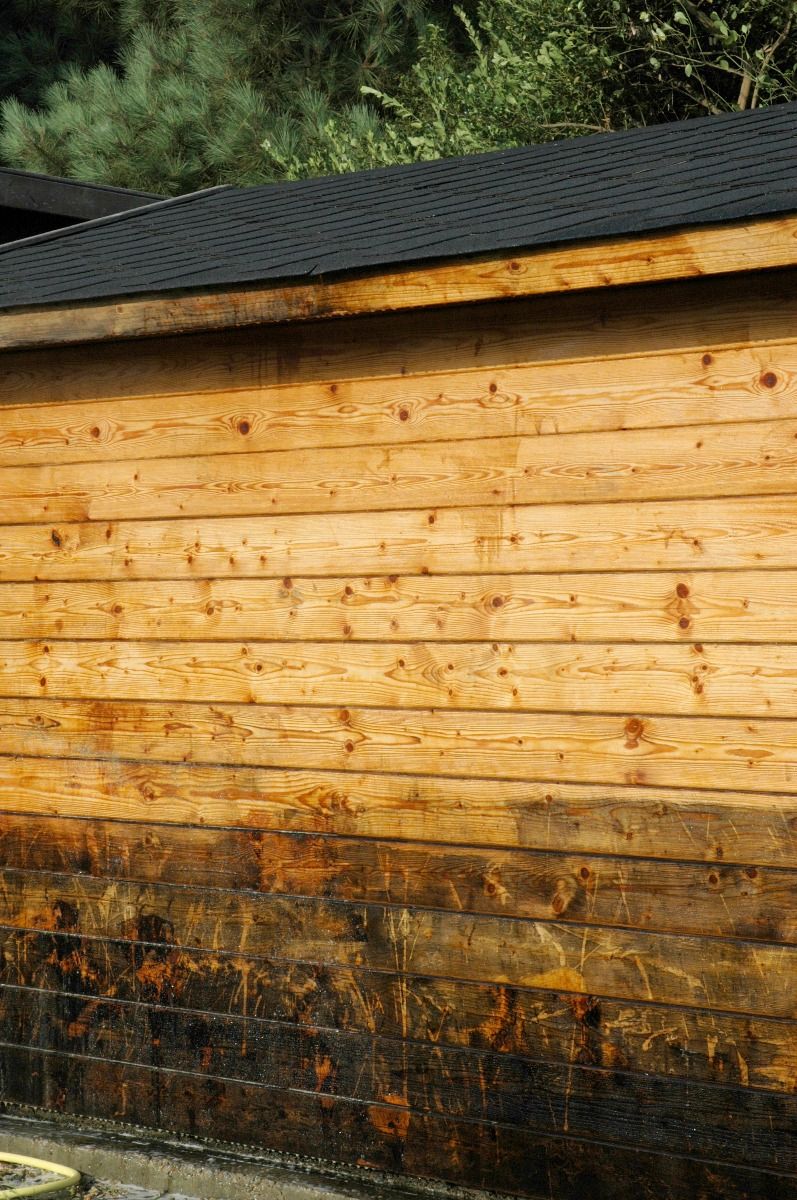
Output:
left=82, top=1186, right=199, bottom=1200
left=0, top=1161, right=199, bottom=1200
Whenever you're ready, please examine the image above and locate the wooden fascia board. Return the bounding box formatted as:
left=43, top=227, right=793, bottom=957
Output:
left=0, top=212, right=795, bottom=352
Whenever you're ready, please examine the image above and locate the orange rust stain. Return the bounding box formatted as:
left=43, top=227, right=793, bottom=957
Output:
left=528, top=967, right=586, bottom=992
left=369, top=1096, right=410, bottom=1139
left=314, top=1054, right=335, bottom=1092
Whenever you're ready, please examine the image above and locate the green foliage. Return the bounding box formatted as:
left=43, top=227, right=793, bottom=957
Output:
left=1, top=0, right=796, bottom=192
left=0, top=0, right=118, bottom=109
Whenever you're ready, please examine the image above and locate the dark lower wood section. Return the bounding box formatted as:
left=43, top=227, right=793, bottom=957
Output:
left=2, top=1047, right=795, bottom=1200
left=1, top=867, right=795, bottom=1015
left=0, top=986, right=794, bottom=1171
left=1, top=814, right=795, bottom=944
left=4, top=931, right=795, bottom=1093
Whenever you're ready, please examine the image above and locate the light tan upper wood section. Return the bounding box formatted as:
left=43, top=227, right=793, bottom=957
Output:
left=3, top=570, right=796, bottom=642
left=0, top=215, right=794, bottom=351
left=0, top=342, right=793, bottom=470
left=3, top=754, right=797, bottom=867
left=7, top=417, right=797, bottom=522
left=6, top=697, right=797, bottom=792
left=8, top=494, right=797, bottom=581
left=7, top=638, right=797, bottom=717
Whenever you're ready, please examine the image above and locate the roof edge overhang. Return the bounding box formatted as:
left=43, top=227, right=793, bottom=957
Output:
left=0, top=212, right=794, bottom=353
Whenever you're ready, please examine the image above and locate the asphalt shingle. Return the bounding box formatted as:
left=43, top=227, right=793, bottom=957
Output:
left=0, top=102, right=795, bottom=311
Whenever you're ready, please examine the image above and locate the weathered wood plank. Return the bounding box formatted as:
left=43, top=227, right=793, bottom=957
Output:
left=4, top=1048, right=794, bottom=1200
left=3, top=271, right=797, bottom=413
left=5, top=931, right=795, bottom=1093
left=7, top=637, right=797, bottom=717
left=4, top=571, right=797, bottom=643
left=5, top=698, right=797, bottom=793
left=1, top=813, right=794, bottom=941
left=4, top=755, right=797, bottom=867
left=1, top=987, right=794, bottom=1170
left=8, top=494, right=797, bottom=581
left=0, top=357, right=796, bottom=484
left=2, top=869, right=795, bottom=1012
left=2, top=214, right=796, bottom=351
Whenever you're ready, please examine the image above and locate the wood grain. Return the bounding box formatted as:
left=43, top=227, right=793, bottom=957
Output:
left=4, top=962, right=795, bottom=1095
left=1, top=987, right=794, bottom=1170
left=6, top=637, right=797, bottom=716
left=3, top=755, right=797, bottom=867
left=3, top=1048, right=794, bottom=1200
left=2, top=813, right=795, bottom=942
left=10, top=494, right=797, bottom=581
left=9, top=416, right=797, bottom=524
left=2, top=868, right=796, bottom=1013
left=1, top=343, right=796, bottom=470
left=1, top=214, right=795, bottom=351
left=5, top=698, right=797, bottom=792
left=6, top=571, right=797, bottom=643
left=5, top=270, right=797, bottom=414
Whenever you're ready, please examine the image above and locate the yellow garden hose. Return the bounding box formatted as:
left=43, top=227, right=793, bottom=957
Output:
left=0, top=1153, right=80, bottom=1199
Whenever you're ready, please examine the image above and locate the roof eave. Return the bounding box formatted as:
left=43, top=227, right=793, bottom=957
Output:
left=0, top=212, right=794, bottom=353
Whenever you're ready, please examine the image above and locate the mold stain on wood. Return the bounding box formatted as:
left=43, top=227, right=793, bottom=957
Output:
left=0, top=269, right=797, bottom=1198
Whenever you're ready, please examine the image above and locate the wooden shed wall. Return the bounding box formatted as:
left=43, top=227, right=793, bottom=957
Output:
left=0, top=268, right=796, bottom=1199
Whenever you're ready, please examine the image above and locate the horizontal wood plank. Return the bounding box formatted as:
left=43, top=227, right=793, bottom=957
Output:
left=5, top=958, right=795, bottom=1095
left=4, top=1048, right=793, bottom=1200
left=7, top=637, right=797, bottom=717
left=6, top=698, right=797, bottom=792
left=3, top=755, right=797, bottom=867
left=8, top=417, right=797, bottom=524
left=5, top=271, right=797, bottom=413
left=5, top=571, right=797, bottom=643
left=9, top=494, right=797, bottom=581
left=1, top=343, right=797, bottom=470
left=1, top=987, right=794, bottom=1170
left=2, top=813, right=794, bottom=941
left=2, top=214, right=796, bottom=351
left=2, top=869, right=796, bottom=1013
left=8, top=417, right=797, bottom=525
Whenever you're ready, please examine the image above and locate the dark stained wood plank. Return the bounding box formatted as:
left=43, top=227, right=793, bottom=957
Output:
left=5, top=699, right=797, bottom=793
left=1, top=870, right=795, bottom=1015
left=1, top=987, right=794, bottom=1171
left=3, top=755, right=797, bottom=868
left=4, top=931, right=794, bottom=1093
left=2, top=814, right=794, bottom=943
left=1, top=1046, right=795, bottom=1199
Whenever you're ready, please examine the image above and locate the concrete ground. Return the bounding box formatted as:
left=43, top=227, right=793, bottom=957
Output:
left=0, top=1110, right=497, bottom=1200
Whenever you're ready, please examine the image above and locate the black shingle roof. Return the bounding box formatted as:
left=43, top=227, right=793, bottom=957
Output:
left=0, top=102, right=795, bottom=312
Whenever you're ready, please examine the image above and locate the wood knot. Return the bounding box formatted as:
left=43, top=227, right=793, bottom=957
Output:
left=760, top=371, right=778, bottom=389
left=624, top=717, right=644, bottom=748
